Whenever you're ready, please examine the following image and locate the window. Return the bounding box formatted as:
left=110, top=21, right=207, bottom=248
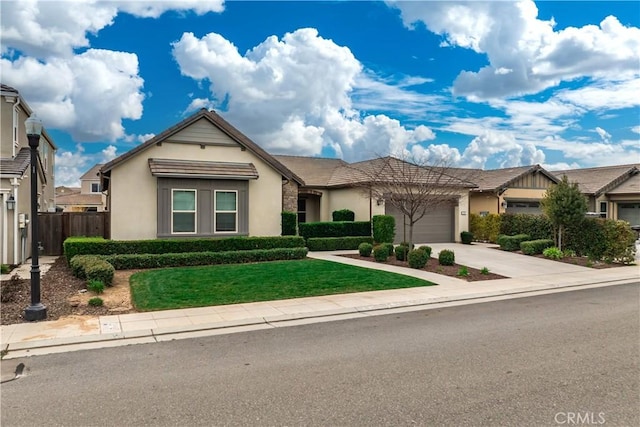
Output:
left=215, top=191, right=237, bottom=233
left=297, top=198, right=307, bottom=224
left=172, top=189, right=196, bottom=233
left=91, top=182, right=101, bottom=193
left=599, top=201, right=607, bottom=218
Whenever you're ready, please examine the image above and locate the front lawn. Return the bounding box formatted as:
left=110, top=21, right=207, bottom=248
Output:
left=130, top=259, right=434, bottom=311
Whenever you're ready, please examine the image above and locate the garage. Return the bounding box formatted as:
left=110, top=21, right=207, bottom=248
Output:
left=385, top=204, right=455, bottom=244
left=505, top=200, right=542, bottom=215
left=617, top=202, right=640, bottom=227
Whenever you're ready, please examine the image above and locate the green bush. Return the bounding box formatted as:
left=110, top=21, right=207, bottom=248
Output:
left=373, top=245, right=389, bottom=262
left=64, top=236, right=306, bottom=263
left=497, top=234, right=531, bottom=251
left=1, top=264, right=11, bottom=274
left=457, top=266, right=469, bottom=277
left=298, top=221, right=371, bottom=240
left=306, top=236, right=374, bottom=251
left=70, top=255, right=114, bottom=286
left=417, top=245, right=432, bottom=258
left=358, top=242, right=373, bottom=257
left=601, top=220, right=636, bottom=264
left=394, top=244, right=409, bottom=261
left=565, top=218, right=636, bottom=263
left=88, top=297, right=103, bottom=307
left=382, top=242, right=394, bottom=257
left=460, top=231, right=473, bottom=244
left=281, top=211, right=297, bottom=236
left=500, top=214, right=553, bottom=241
left=407, top=248, right=429, bottom=269
left=99, top=248, right=308, bottom=270
left=332, top=209, right=355, bottom=222
left=372, top=215, right=395, bottom=244
left=469, top=213, right=502, bottom=243
left=543, top=247, right=563, bottom=260
left=520, top=239, right=555, bottom=255
left=480, top=267, right=490, bottom=275
left=87, top=280, right=105, bottom=295
left=438, top=249, right=455, bottom=266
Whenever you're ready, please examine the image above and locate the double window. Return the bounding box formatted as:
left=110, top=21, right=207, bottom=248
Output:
left=172, top=189, right=197, bottom=233
left=171, top=189, right=238, bottom=234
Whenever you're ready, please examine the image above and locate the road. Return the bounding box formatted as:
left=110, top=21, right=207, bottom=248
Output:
left=2, top=283, right=638, bottom=426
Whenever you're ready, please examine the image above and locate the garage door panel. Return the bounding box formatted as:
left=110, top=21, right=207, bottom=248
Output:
left=386, top=204, right=454, bottom=243
left=618, top=203, right=640, bottom=227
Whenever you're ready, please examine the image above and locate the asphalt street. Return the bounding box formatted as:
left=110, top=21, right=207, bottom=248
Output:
left=1, top=283, right=638, bottom=426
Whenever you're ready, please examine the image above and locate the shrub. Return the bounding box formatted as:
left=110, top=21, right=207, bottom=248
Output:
left=1, top=264, right=10, bottom=274
left=394, top=244, right=409, bottom=261
left=64, top=236, right=306, bottom=263
left=332, top=209, right=355, bottom=222
left=470, top=214, right=502, bottom=243
left=417, top=245, right=432, bottom=258
left=382, top=242, right=395, bottom=257
left=358, top=242, right=373, bottom=257
left=373, top=245, right=389, bottom=262
left=497, top=234, right=531, bottom=251
left=601, top=220, right=636, bottom=264
left=543, top=247, right=563, bottom=260
left=565, top=218, right=636, bottom=263
left=438, top=249, right=455, bottom=266
left=298, top=221, right=371, bottom=240
left=99, top=248, right=308, bottom=270
left=88, top=297, right=103, bottom=307
left=70, top=255, right=114, bottom=286
left=480, top=267, right=490, bottom=275
left=281, top=211, right=297, bottom=236
left=500, top=214, right=553, bottom=241
left=407, top=248, right=429, bottom=269
left=520, top=239, right=554, bottom=255
left=460, top=231, right=473, bottom=244
left=87, top=280, right=105, bottom=295
left=372, top=215, right=395, bottom=244
left=306, top=236, right=374, bottom=251
left=457, top=266, right=469, bottom=277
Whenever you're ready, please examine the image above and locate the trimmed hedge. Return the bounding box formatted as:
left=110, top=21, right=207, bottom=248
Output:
left=332, top=209, right=355, bottom=222
left=69, top=255, right=115, bottom=286
left=358, top=242, right=373, bottom=257
left=460, top=231, right=473, bottom=244
left=93, top=248, right=308, bottom=270
left=394, top=244, right=409, bottom=261
left=373, top=245, right=389, bottom=262
left=469, top=213, right=502, bottom=243
left=64, top=236, right=306, bottom=263
left=408, top=248, right=429, bottom=269
left=438, top=249, right=455, bottom=266
left=281, top=211, right=297, bottom=236
left=306, top=236, right=374, bottom=251
left=520, top=239, right=554, bottom=255
left=298, top=221, right=371, bottom=240
left=497, top=234, right=531, bottom=251
left=500, top=214, right=553, bottom=241
left=372, top=215, right=395, bottom=244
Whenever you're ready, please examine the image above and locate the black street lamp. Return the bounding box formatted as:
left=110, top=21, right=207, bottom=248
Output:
left=24, top=115, right=47, bottom=321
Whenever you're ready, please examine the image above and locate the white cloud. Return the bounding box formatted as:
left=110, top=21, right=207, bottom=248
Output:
left=595, top=127, right=611, bottom=143
left=54, top=144, right=120, bottom=187
left=459, top=130, right=545, bottom=169
left=632, top=126, right=640, bottom=134
left=390, top=0, right=640, bottom=99
left=172, top=28, right=437, bottom=161
left=555, top=78, right=640, bottom=111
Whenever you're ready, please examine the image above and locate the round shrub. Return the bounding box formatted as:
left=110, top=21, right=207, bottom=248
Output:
left=417, top=245, right=432, bottom=258
left=408, top=248, right=429, bottom=269
left=87, top=280, right=105, bottom=295
left=438, top=249, right=455, bottom=266
left=394, top=244, right=409, bottom=261
left=358, top=242, right=373, bottom=257
left=88, top=297, right=104, bottom=307
left=373, top=245, right=389, bottom=262
left=460, top=231, right=473, bottom=244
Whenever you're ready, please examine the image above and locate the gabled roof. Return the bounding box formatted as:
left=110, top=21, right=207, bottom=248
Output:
left=553, top=164, right=640, bottom=196
left=607, top=173, right=640, bottom=195
left=471, top=164, right=559, bottom=192
left=55, top=193, right=102, bottom=206
left=0, top=147, right=47, bottom=184
left=274, top=155, right=348, bottom=187
left=148, top=158, right=259, bottom=180
left=80, top=163, right=104, bottom=181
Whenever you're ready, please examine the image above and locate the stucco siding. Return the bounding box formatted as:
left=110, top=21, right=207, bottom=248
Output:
left=470, top=194, right=499, bottom=215
left=325, top=187, right=382, bottom=222
left=109, top=142, right=282, bottom=240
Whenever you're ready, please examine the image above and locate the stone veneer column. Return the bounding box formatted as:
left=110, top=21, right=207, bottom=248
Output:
left=282, top=179, right=299, bottom=213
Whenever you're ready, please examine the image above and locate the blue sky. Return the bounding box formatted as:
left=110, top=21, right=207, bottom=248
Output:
left=1, top=0, right=639, bottom=186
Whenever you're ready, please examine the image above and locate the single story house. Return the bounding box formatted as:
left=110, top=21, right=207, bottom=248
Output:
left=56, top=164, right=106, bottom=212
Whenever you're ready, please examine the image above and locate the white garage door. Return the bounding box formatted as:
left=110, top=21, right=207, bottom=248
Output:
left=385, top=204, right=455, bottom=244
left=618, top=203, right=640, bottom=227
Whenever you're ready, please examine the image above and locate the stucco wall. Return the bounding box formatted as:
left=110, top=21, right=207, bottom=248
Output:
left=109, top=141, right=283, bottom=240
left=470, top=193, right=499, bottom=215
left=322, top=187, right=384, bottom=222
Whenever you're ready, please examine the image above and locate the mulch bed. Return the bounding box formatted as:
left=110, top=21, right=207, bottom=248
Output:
left=340, top=254, right=507, bottom=281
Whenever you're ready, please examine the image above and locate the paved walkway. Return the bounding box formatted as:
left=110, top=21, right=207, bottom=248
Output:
left=1, top=244, right=638, bottom=361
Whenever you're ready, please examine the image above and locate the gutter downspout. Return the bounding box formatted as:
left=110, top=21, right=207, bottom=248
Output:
left=2, top=193, right=6, bottom=265
left=12, top=178, right=19, bottom=265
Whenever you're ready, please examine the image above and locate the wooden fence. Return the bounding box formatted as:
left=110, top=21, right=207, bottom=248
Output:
left=38, top=212, right=110, bottom=256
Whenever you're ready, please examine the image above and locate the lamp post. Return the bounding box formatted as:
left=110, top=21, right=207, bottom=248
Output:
left=24, top=115, right=47, bottom=321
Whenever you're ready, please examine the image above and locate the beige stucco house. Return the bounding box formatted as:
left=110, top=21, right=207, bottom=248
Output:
left=469, top=164, right=559, bottom=216
left=275, top=155, right=475, bottom=243
left=0, top=84, right=57, bottom=265
left=100, top=109, right=303, bottom=240
left=56, top=164, right=107, bottom=212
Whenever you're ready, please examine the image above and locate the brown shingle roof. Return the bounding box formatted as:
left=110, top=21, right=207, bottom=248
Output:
left=470, top=164, right=559, bottom=192
left=148, top=158, right=259, bottom=179
left=553, top=164, right=640, bottom=195
left=0, top=147, right=30, bottom=177
left=55, top=193, right=102, bottom=206
left=80, top=164, right=104, bottom=181
left=273, top=155, right=348, bottom=187
left=101, top=109, right=303, bottom=187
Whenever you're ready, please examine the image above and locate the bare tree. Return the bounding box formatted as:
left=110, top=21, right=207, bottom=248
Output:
left=345, top=154, right=478, bottom=249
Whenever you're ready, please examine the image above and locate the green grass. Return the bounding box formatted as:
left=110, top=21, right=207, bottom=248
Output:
left=130, top=259, right=435, bottom=311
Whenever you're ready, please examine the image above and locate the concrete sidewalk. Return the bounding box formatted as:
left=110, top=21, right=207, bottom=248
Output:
left=2, top=246, right=638, bottom=360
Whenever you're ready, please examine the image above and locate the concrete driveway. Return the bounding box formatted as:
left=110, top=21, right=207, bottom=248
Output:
left=423, top=242, right=591, bottom=278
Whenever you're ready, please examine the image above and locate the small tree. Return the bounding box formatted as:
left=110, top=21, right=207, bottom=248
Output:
left=540, top=175, right=587, bottom=250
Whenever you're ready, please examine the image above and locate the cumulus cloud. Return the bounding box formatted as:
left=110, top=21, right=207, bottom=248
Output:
left=172, top=28, right=437, bottom=161
left=390, top=0, right=640, bottom=99
left=459, top=131, right=545, bottom=169
left=55, top=144, right=119, bottom=187
left=632, top=126, right=640, bottom=135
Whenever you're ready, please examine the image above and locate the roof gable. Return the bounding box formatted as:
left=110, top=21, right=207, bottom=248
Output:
left=553, top=164, right=639, bottom=195
left=80, top=163, right=104, bottom=181
left=472, top=164, right=559, bottom=192
left=274, top=155, right=348, bottom=187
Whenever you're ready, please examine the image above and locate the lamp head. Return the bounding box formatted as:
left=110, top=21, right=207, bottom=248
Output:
left=25, top=115, right=43, bottom=138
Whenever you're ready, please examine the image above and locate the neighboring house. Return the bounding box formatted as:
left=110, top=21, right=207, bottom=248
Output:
left=100, top=109, right=303, bottom=240
left=55, top=164, right=106, bottom=212
left=0, top=83, right=57, bottom=265
left=275, top=155, right=475, bottom=243
left=468, top=164, right=559, bottom=216
left=553, top=164, right=640, bottom=227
